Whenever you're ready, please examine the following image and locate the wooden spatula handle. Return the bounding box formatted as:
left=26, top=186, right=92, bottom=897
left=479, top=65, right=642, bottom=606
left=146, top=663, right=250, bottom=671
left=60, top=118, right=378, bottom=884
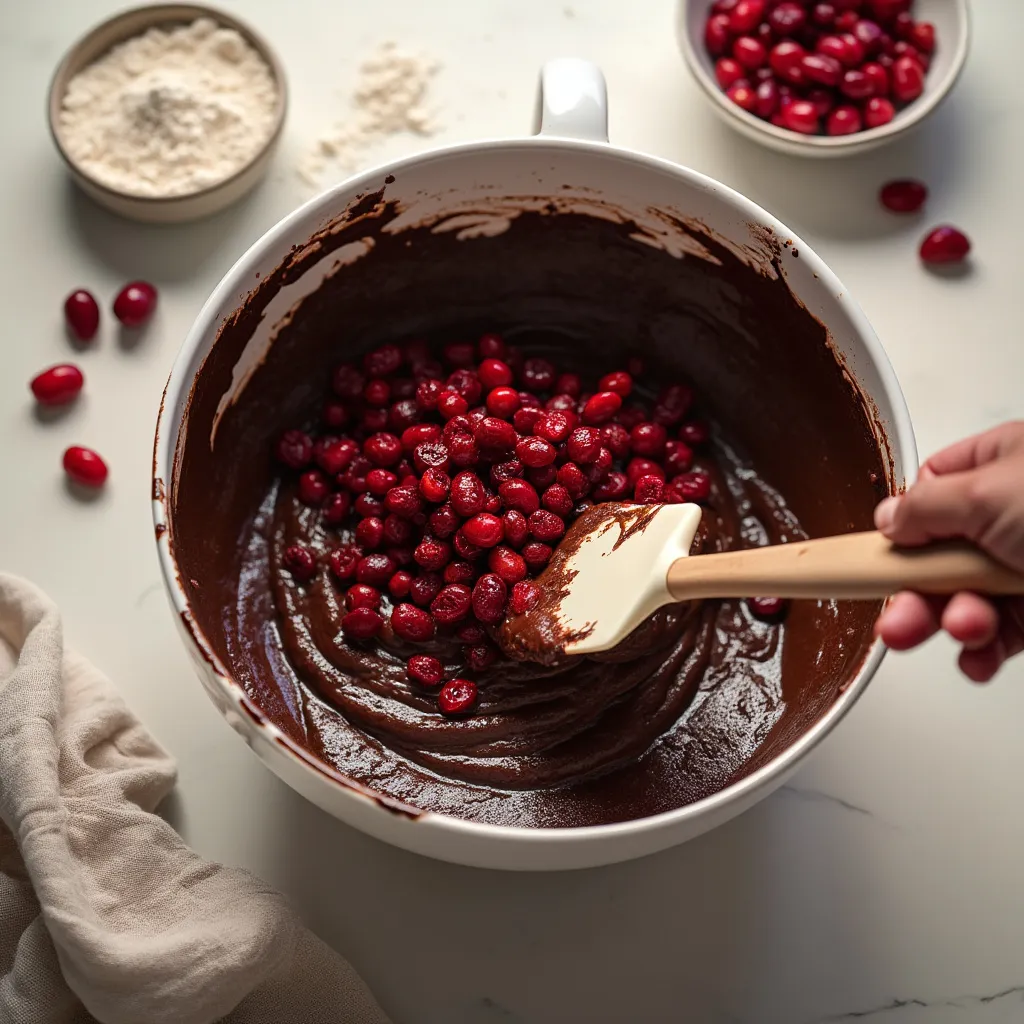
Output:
left=666, top=530, right=1024, bottom=601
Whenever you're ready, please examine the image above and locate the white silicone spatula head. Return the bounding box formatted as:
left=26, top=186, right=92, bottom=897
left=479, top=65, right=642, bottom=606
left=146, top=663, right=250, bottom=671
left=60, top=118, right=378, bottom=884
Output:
left=499, top=502, right=703, bottom=662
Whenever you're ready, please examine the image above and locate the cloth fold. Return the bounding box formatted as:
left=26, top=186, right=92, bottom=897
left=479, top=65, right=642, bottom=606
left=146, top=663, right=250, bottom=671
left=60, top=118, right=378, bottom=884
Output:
left=0, top=574, right=390, bottom=1024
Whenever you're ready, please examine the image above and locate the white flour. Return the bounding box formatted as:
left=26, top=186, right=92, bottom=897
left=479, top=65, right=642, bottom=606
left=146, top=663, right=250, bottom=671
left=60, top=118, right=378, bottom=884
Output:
left=59, top=18, right=279, bottom=197
left=299, top=42, right=440, bottom=185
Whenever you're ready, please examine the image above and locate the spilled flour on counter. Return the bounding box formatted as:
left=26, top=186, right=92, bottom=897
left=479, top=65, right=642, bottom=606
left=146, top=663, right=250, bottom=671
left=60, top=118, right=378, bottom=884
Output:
left=298, top=42, right=441, bottom=186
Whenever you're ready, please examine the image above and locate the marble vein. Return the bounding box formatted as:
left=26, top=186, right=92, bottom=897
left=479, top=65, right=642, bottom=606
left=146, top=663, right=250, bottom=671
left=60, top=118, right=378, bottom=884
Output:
left=815, top=984, right=1024, bottom=1022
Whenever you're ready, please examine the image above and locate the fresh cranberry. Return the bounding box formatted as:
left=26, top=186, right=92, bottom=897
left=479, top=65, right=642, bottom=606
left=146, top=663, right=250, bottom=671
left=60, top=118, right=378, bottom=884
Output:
left=554, top=372, right=582, bottom=397
left=516, top=436, right=557, bottom=468
left=806, top=88, right=835, bottom=118
left=408, top=654, right=444, bottom=687
left=770, top=41, right=807, bottom=84
left=513, top=407, right=543, bottom=434
left=352, top=517, right=381, bottom=550
left=363, top=378, right=390, bottom=407
left=705, top=13, right=733, bottom=56
left=354, top=493, right=384, bottom=517
left=919, top=226, right=971, bottom=265
left=388, top=398, right=420, bottom=432
left=448, top=434, right=479, bottom=468
left=471, top=573, right=507, bottom=623
left=453, top=530, right=482, bottom=561
left=332, top=364, right=365, bottom=399
left=363, top=432, right=402, bottom=466
left=486, top=386, right=521, bottom=418
left=591, top=471, right=629, bottom=501
left=415, top=379, right=443, bottom=411
left=416, top=468, right=449, bottom=503
left=510, top=580, right=541, bottom=614
left=328, top=545, right=361, bottom=580
left=437, top=389, right=469, bottom=419
left=748, top=596, right=789, bottom=620
left=464, top=645, right=498, bottom=672
left=478, top=333, right=506, bottom=359
left=391, top=603, right=436, bottom=642
left=64, top=290, right=100, bottom=341
left=728, top=0, right=764, bottom=33
left=430, top=583, right=473, bottom=624
left=323, top=401, right=348, bottom=429
left=626, top=457, right=666, bottom=485
left=665, top=440, right=695, bottom=476
left=450, top=471, right=487, bottom=516
left=323, top=491, right=352, bottom=524
left=364, top=468, right=397, bottom=496
left=444, top=561, right=476, bottom=584
left=276, top=430, right=312, bottom=469
left=727, top=83, right=757, bottom=112
left=627, top=422, right=665, bottom=458
left=488, top=545, right=527, bottom=583
left=854, top=18, right=886, bottom=54
left=527, top=510, right=565, bottom=543
left=356, top=553, right=396, bottom=586
left=413, top=358, right=445, bottom=382
left=520, top=357, right=557, bottom=392
left=342, top=607, right=384, bottom=640
left=410, top=572, right=444, bottom=606
left=318, top=438, right=359, bottom=475
left=389, top=570, right=414, bottom=599
left=112, top=281, right=157, bottom=327
left=414, top=537, right=452, bottom=571
left=474, top=416, right=518, bottom=453
left=783, top=99, right=819, bottom=134
left=634, top=475, right=665, bottom=503
left=521, top=542, right=553, bottom=571
left=910, top=21, right=935, bottom=54
left=671, top=472, right=712, bottom=501
left=30, top=364, right=84, bottom=406
left=541, top=484, right=574, bottom=517
left=361, top=343, right=402, bottom=377
left=446, top=369, right=482, bottom=406
left=443, top=341, right=477, bottom=368
left=556, top=462, right=589, bottom=499
left=502, top=509, right=529, bottom=547
left=839, top=68, right=874, bottom=100
left=527, top=464, right=559, bottom=490
left=827, top=105, right=862, bottom=135
left=283, top=545, right=316, bottom=581
left=654, top=384, right=694, bottom=426
left=297, top=470, right=329, bottom=506
left=490, top=459, right=524, bottom=487
left=596, top=424, right=628, bottom=459
left=864, top=96, right=895, bottom=128
left=755, top=78, right=780, bottom=117
left=566, top=426, right=602, bottom=464
left=438, top=678, right=477, bottom=714
left=880, top=179, right=927, bottom=212
left=472, top=358, right=510, bottom=390
left=361, top=407, right=389, bottom=433
left=835, top=10, right=858, bottom=31
left=346, top=584, right=382, bottom=611
left=495, top=479, right=538, bottom=518
left=585, top=448, right=613, bottom=484
left=812, top=3, right=835, bottom=26
left=385, top=485, right=424, bottom=519
left=801, top=53, right=841, bottom=87
left=462, top=513, right=504, bottom=548
left=717, top=56, right=747, bottom=89
left=533, top=411, right=573, bottom=444
left=768, top=2, right=806, bottom=36
left=891, top=55, right=924, bottom=103
left=430, top=503, right=461, bottom=538
left=861, top=61, right=890, bottom=95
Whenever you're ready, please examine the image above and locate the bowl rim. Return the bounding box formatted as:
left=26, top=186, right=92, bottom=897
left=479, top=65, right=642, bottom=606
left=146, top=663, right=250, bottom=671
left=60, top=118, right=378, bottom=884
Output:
left=153, top=133, right=919, bottom=847
left=676, top=0, right=971, bottom=151
left=46, top=2, right=288, bottom=205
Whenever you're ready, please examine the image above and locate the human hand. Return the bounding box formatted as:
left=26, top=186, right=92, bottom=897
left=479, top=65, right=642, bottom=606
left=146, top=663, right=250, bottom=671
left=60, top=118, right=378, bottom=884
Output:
left=874, top=421, right=1024, bottom=682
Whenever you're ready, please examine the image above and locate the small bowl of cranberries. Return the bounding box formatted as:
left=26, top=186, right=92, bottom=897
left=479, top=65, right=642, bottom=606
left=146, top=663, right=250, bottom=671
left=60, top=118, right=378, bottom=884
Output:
left=677, top=0, right=970, bottom=156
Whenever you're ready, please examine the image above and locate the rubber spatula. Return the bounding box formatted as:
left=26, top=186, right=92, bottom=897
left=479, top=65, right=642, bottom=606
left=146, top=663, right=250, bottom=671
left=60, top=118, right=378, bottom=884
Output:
left=512, top=501, right=1024, bottom=658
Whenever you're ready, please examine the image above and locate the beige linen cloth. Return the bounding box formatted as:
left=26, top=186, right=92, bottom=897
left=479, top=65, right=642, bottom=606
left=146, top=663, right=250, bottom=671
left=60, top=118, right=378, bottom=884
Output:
left=0, top=574, right=391, bottom=1024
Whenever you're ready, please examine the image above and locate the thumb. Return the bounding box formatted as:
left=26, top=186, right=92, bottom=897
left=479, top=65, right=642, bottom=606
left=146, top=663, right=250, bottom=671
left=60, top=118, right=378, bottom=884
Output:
left=874, top=470, right=996, bottom=548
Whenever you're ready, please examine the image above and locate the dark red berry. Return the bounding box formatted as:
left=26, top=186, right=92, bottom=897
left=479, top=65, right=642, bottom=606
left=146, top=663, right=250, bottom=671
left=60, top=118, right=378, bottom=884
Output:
left=444, top=560, right=476, bottom=584
left=342, top=607, right=384, bottom=640
left=408, top=654, right=444, bottom=687
left=521, top=541, right=553, bottom=571
left=827, top=105, right=862, bottom=135
left=520, top=357, right=557, bottom=392
left=391, top=602, right=436, bottom=641
left=490, top=458, right=523, bottom=487
left=891, top=55, right=924, bottom=102
left=112, top=281, right=157, bottom=327
left=513, top=407, right=543, bottom=434
left=705, top=13, right=732, bottom=56
left=366, top=468, right=398, bottom=496
left=671, top=471, right=712, bottom=501
left=450, top=471, right=487, bottom=516
left=502, top=509, right=529, bottom=547
left=410, top=572, right=443, bottom=607
left=430, top=503, right=461, bottom=538
left=486, top=386, right=521, bottom=418
left=471, top=573, right=507, bottom=624
left=437, top=389, right=469, bottom=419
left=488, top=545, right=527, bottom=583
left=591, top=471, right=629, bottom=500
left=332, top=365, right=365, bottom=399
left=389, top=570, right=414, bottom=599
left=356, top=553, right=396, bottom=586
left=323, top=491, right=352, bottom=524
left=276, top=430, right=312, bottom=469
left=318, top=438, right=359, bottom=475
left=328, top=545, right=361, bottom=580
left=474, top=416, right=518, bottom=453
left=453, top=530, right=483, bottom=561
left=346, top=584, right=382, bottom=611
left=880, top=179, right=927, bottom=213
left=478, top=332, right=506, bottom=359
left=462, top=512, right=504, bottom=548
left=297, top=471, right=329, bottom=506
left=770, top=40, right=807, bottom=84
left=64, top=290, right=100, bottom=341
left=283, top=545, right=316, bottom=581
left=541, top=484, right=574, bottom=516
left=431, top=583, right=473, bottom=624
left=355, top=516, right=384, bottom=549
left=784, top=99, right=819, bottom=133
left=362, top=343, right=402, bottom=377
left=566, top=426, right=601, bottom=464
left=364, top=432, right=402, bottom=466
left=920, top=226, right=971, bottom=265
left=438, top=678, right=477, bottom=714
left=516, top=435, right=557, bottom=468
left=864, top=96, right=896, bottom=128
left=528, top=509, right=566, bottom=543
left=385, top=485, right=424, bottom=519
left=554, top=372, right=582, bottom=397
left=729, top=0, right=765, bottom=33
left=748, top=596, right=789, bottom=620
left=769, top=2, right=806, bottom=35
left=510, top=580, right=541, bottom=614
left=30, top=364, right=84, bottom=405
left=634, top=475, right=665, bottom=504
left=414, top=536, right=452, bottom=571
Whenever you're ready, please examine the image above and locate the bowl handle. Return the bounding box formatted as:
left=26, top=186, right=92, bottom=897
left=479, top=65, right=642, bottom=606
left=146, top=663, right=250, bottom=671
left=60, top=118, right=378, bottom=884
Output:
left=532, top=59, right=609, bottom=143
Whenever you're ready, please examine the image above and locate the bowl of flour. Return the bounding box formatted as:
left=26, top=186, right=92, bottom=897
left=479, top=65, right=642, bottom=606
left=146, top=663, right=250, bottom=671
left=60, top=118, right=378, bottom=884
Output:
left=48, top=5, right=287, bottom=223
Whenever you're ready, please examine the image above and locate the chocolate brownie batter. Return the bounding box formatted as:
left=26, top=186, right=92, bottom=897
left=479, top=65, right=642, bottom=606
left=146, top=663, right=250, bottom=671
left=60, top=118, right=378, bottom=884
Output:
left=169, top=182, right=889, bottom=827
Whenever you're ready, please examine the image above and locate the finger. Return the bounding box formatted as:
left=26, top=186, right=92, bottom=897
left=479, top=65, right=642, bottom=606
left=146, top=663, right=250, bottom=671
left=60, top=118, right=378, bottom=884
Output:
left=925, top=422, right=1024, bottom=476
left=874, top=470, right=998, bottom=547
left=940, top=592, right=1000, bottom=650
left=875, top=591, right=945, bottom=650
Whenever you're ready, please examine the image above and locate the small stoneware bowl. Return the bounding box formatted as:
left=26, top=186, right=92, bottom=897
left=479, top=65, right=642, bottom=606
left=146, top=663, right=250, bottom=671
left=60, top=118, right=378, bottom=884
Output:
left=676, top=0, right=970, bottom=157
left=47, top=4, right=287, bottom=224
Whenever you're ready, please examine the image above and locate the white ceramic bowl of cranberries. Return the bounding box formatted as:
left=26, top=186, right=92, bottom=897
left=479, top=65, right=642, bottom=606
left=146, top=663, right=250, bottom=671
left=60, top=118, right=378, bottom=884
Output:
left=678, top=0, right=970, bottom=157
left=154, top=60, right=917, bottom=870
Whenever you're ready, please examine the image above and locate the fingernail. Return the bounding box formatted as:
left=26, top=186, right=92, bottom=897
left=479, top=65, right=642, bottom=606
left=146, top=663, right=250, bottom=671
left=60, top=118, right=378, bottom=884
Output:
left=874, top=496, right=900, bottom=532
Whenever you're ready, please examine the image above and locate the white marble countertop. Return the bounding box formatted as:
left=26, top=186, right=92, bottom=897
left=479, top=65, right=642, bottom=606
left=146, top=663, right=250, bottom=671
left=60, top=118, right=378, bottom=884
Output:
left=3, top=1, right=1024, bottom=1021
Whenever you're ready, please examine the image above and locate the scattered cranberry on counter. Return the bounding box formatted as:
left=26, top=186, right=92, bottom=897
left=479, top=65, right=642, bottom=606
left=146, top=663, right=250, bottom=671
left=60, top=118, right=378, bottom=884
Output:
left=748, top=596, right=789, bottom=620
left=919, top=225, right=971, bottom=265
left=112, top=281, right=158, bottom=327
left=63, top=290, right=100, bottom=341
left=30, top=364, right=84, bottom=406
left=62, top=445, right=108, bottom=487
left=438, top=677, right=478, bottom=714
left=701, top=0, right=937, bottom=138
left=879, top=179, right=927, bottom=212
